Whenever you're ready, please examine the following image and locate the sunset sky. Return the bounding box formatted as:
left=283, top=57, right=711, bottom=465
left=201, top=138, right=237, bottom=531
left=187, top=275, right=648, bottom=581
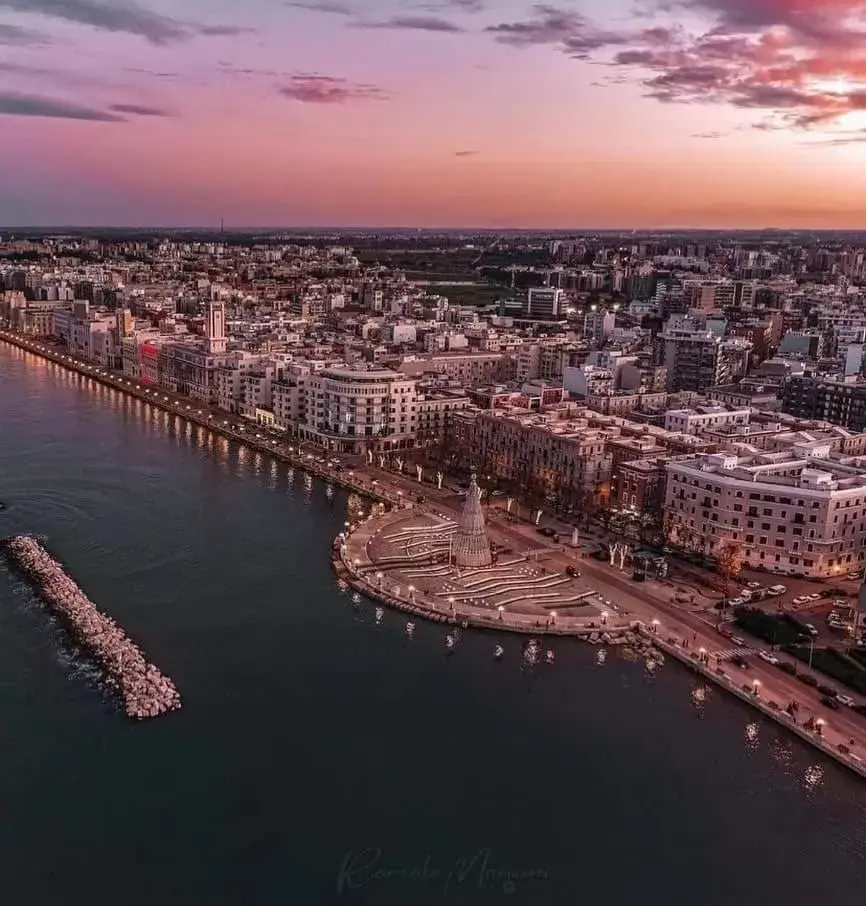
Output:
left=2, top=0, right=866, bottom=228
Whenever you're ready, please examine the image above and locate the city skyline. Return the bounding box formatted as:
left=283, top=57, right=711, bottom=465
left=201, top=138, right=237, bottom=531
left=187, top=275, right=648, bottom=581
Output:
left=2, top=0, right=866, bottom=228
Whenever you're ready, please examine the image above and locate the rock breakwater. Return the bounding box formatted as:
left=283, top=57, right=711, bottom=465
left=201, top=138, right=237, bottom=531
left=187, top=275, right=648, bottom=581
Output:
left=2, top=535, right=181, bottom=719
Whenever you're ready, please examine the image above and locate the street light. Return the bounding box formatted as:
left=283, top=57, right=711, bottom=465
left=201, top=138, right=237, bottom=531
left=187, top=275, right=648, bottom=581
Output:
left=651, top=618, right=660, bottom=633
left=752, top=679, right=761, bottom=697
left=601, top=610, right=609, bottom=626
left=448, top=596, right=455, bottom=612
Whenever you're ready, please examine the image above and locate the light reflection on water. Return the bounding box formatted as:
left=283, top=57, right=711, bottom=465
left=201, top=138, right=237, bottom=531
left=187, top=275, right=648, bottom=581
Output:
left=4, top=342, right=866, bottom=905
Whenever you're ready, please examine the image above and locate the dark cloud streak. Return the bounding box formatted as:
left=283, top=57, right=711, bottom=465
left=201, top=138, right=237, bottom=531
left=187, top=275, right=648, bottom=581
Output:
left=356, top=15, right=464, bottom=32
left=0, top=91, right=124, bottom=121
left=109, top=103, right=171, bottom=117
left=0, top=21, right=49, bottom=44
left=278, top=74, right=390, bottom=104
left=0, top=0, right=253, bottom=45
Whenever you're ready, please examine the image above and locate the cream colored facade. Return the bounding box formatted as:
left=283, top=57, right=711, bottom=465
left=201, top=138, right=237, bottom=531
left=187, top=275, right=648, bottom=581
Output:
left=298, top=367, right=420, bottom=453
left=665, top=450, right=866, bottom=578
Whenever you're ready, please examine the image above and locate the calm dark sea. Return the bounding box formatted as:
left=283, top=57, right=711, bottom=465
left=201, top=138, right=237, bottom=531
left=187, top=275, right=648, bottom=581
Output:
left=1, top=342, right=865, bottom=906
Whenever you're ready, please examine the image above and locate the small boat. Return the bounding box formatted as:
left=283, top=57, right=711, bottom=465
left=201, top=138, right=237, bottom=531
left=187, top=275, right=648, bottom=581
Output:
left=596, top=649, right=607, bottom=666
left=446, top=633, right=456, bottom=650
left=494, top=645, right=504, bottom=660
left=523, top=639, right=540, bottom=666
left=545, top=649, right=555, bottom=664
left=375, top=607, right=384, bottom=623
left=351, top=592, right=361, bottom=604
left=406, top=622, right=416, bottom=635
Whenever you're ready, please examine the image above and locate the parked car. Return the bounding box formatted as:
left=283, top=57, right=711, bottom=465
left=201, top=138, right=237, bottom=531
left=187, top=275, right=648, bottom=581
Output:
left=793, top=595, right=809, bottom=605
left=820, top=695, right=841, bottom=710
left=847, top=571, right=862, bottom=580
left=837, top=694, right=857, bottom=708
left=746, top=581, right=761, bottom=589
left=768, top=585, right=787, bottom=596
left=779, top=661, right=798, bottom=675
left=818, top=684, right=838, bottom=697
left=731, top=636, right=746, bottom=647
left=807, top=593, right=821, bottom=602
left=798, top=673, right=819, bottom=687
left=739, top=589, right=753, bottom=601
left=803, top=623, right=819, bottom=637
left=728, top=597, right=745, bottom=607
left=758, top=651, right=780, bottom=665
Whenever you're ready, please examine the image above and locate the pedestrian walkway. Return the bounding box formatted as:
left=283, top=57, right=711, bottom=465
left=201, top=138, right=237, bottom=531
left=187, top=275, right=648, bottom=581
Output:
left=711, top=646, right=752, bottom=660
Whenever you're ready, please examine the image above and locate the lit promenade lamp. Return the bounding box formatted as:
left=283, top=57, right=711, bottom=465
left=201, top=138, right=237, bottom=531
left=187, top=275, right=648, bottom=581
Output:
left=408, top=585, right=416, bottom=603
left=550, top=610, right=557, bottom=626
left=752, top=679, right=761, bottom=697
left=601, top=610, right=609, bottom=626
left=448, top=596, right=455, bottom=612
left=498, top=605, right=504, bottom=621
left=651, top=618, right=660, bottom=634
left=376, top=572, right=384, bottom=589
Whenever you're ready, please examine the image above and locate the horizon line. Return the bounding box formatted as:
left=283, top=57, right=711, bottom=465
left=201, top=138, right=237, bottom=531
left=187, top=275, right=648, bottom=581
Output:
left=4, top=225, right=866, bottom=234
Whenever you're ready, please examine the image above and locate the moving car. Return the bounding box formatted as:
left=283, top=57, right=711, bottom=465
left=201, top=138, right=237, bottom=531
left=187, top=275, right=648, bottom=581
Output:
left=746, top=581, right=761, bottom=589
left=728, top=596, right=745, bottom=607
left=837, top=694, right=856, bottom=707
left=731, top=636, right=746, bottom=647
left=803, top=623, right=819, bottom=637
left=768, top=585, right=787, bottom=596
left=758, top=651, right=780, bottom=665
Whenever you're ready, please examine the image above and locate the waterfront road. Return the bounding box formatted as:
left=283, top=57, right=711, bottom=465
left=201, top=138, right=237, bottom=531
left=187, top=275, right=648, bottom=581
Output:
left=5, top=331, right=866, bottom=772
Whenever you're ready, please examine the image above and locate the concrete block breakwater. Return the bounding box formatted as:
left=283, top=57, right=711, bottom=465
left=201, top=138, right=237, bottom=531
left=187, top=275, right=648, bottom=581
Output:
left=2, top=535, right=181, bottom=720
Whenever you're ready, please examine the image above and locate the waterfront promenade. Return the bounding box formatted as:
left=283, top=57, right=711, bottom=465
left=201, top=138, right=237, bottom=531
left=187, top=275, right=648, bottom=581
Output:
left=5, top=330, right=866, bottom=779
left=0, top=332, right=405, bottom=509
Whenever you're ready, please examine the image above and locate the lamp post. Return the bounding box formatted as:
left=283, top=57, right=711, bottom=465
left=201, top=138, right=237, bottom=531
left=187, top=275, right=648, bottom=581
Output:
left=376, top=571, right=384, bottom=589
left=651, top=618, right=660, bottom=634
left=448, top=596, right=455, bottom=613
left=408, top=585, right=416, bottom=603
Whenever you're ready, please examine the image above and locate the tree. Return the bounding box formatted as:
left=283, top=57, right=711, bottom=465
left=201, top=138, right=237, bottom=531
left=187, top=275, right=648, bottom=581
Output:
left=716, top=539, right=744, bottom=600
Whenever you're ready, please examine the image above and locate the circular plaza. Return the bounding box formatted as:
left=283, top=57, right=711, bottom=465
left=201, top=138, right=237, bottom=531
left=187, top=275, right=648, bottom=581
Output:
left=337, top=477, right=622, bottom=636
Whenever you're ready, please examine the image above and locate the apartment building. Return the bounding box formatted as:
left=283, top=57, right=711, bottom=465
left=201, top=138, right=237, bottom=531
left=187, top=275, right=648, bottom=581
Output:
left=664, top=406, right=751, bottom=436
left=660, top=328, right=751, bottom=392
left=781, top=375, right=866, bottom=433
left=298, top=367, right=420, bottom=453
left=665, top=448, right=866, bottom=578
left=452, top=408, right=614, bottom=508
left=616, top=457, right=669, bottom=514
left=396, top=351, right=515, bottom=385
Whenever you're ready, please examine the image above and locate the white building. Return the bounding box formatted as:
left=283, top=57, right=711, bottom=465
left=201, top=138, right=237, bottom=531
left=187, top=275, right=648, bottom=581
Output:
left=664, top=406, right=751, bottom=436
left=665, top=448, right=866, bottom=578
left=298, top=367, right=420, bottom=453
